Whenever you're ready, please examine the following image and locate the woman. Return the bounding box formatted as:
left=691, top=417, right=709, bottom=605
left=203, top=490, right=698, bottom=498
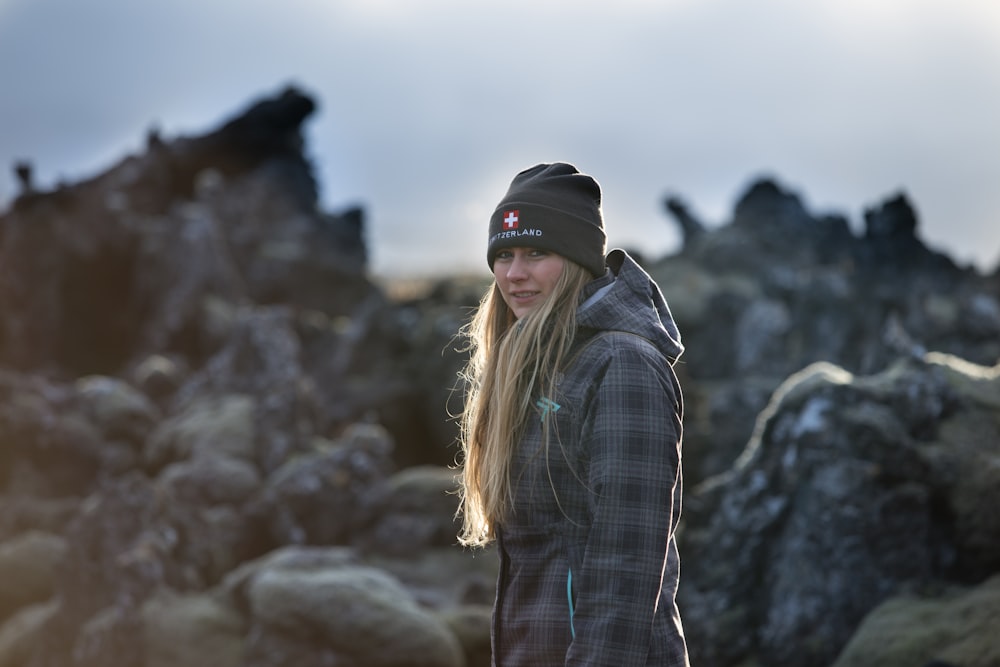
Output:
left=457, top=162, right=689, bottom=666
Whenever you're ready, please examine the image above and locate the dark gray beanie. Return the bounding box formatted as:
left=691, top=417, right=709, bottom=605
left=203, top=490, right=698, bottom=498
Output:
left=487, top=162, right=607, bottom=277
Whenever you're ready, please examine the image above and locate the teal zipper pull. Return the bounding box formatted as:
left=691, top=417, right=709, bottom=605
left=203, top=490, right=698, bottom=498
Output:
left=567, top=568, right=576, bottom=639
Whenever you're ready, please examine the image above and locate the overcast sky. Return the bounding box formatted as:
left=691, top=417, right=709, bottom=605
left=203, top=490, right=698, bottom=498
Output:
left=1, top=0, right=998, bottom=277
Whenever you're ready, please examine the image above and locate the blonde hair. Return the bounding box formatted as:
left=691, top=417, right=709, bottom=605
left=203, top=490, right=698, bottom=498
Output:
left=456, top=261, right=592, bottom=546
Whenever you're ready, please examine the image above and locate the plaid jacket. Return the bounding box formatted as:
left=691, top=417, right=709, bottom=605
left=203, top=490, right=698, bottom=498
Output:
left=492, top=250, right=689, bottom=666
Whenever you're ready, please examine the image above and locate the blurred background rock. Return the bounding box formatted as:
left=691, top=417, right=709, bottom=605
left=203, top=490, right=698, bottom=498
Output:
left=0, top=87, right=997, bottom=667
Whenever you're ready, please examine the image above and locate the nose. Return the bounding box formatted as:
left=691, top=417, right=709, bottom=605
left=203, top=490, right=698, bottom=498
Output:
left=505, top=253, right=528, bottom=281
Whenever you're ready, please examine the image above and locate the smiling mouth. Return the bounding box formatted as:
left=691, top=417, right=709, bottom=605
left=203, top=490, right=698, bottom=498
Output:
left=511, top=291, right=539, bottom=299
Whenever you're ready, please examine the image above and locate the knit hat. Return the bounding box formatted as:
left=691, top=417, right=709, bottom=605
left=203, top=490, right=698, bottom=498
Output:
left=487, top=162, right=607, bottom=277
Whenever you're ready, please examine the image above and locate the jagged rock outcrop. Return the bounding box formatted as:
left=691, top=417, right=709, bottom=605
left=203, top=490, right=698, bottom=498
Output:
left=655, top=179, right=1000, bottom=483
left=679, top=353, right=1000, bottom=667
left=0, top=85, right=480, bottom=667
left=0, top=85, right=365, bottom=374
left=1, top=85, right=998, bottom=667
left=652, top=182, right=999, bottom=666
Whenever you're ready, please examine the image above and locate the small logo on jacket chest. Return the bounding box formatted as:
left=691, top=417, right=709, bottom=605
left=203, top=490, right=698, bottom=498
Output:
left=536, top=397, right=561, bottom=421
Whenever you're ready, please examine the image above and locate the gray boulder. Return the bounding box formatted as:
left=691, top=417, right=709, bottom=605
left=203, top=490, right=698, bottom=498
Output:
left=831, top=574, right=1000, bottom=667
left=357, top=465, right=462, bottom=557
left=74, top=375, right=160, bottom=445
left=144, top=393, right=258, bottom=471
left=141, top=588, right=246, bottom=667
left=221, top=544, right=466, bottom=667
left=252, top=424, right=394, bottom=546
left=0, top=531, right=66, bottom=622
left=680, top=353, right=1000, bottom=667
left=0, top=600, right=58, bottom=667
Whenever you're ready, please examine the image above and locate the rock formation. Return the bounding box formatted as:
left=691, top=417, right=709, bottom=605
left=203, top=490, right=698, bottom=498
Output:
left=0, top=85, right=998, bottom=667
left=653, top=180, right=1000, bottom=667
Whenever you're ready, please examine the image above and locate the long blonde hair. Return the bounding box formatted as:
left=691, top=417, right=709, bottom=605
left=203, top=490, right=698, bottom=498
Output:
left=456, top=261, right=592, bottom=546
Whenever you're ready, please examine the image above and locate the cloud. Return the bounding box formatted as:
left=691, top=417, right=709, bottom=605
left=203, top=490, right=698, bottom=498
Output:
left=1, top=0, right=998, bottom=275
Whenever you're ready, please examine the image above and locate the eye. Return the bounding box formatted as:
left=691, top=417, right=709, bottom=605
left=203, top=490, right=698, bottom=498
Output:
left=528, top=248, right=549, bottom=257
left=495, top=249, right=513, bottom=261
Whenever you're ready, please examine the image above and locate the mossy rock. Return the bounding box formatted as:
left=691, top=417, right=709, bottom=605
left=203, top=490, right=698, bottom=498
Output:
left=832, top=574, right=1000, bottom=667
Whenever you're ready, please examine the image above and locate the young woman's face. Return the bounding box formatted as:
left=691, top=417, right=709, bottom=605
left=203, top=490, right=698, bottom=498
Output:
left=492, top=247, right=566, bottom=319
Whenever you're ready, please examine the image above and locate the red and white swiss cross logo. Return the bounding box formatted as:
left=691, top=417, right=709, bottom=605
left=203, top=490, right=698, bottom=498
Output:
left=502, top=210, right=519, bottom=230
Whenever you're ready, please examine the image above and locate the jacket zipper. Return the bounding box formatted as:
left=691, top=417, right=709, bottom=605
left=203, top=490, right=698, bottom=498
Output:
left=567, top=567, right=576, bottom=639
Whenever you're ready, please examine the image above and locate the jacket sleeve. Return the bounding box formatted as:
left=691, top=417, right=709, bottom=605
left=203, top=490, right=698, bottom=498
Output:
left=564, top=342, right=683, bottom=666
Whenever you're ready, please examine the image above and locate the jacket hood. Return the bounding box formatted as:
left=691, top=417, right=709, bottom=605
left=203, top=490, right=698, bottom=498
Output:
left=576, top=249, right=684, bottom=364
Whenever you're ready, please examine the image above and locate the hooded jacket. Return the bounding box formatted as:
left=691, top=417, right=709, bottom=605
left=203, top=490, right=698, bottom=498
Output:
left=492, top=249, right=689, bottom=666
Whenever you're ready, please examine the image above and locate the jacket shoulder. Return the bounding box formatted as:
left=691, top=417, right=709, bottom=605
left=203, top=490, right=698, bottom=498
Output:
left=569, top=330, right=683, bottom=412
left=572, top=330, right=665, bottom=364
